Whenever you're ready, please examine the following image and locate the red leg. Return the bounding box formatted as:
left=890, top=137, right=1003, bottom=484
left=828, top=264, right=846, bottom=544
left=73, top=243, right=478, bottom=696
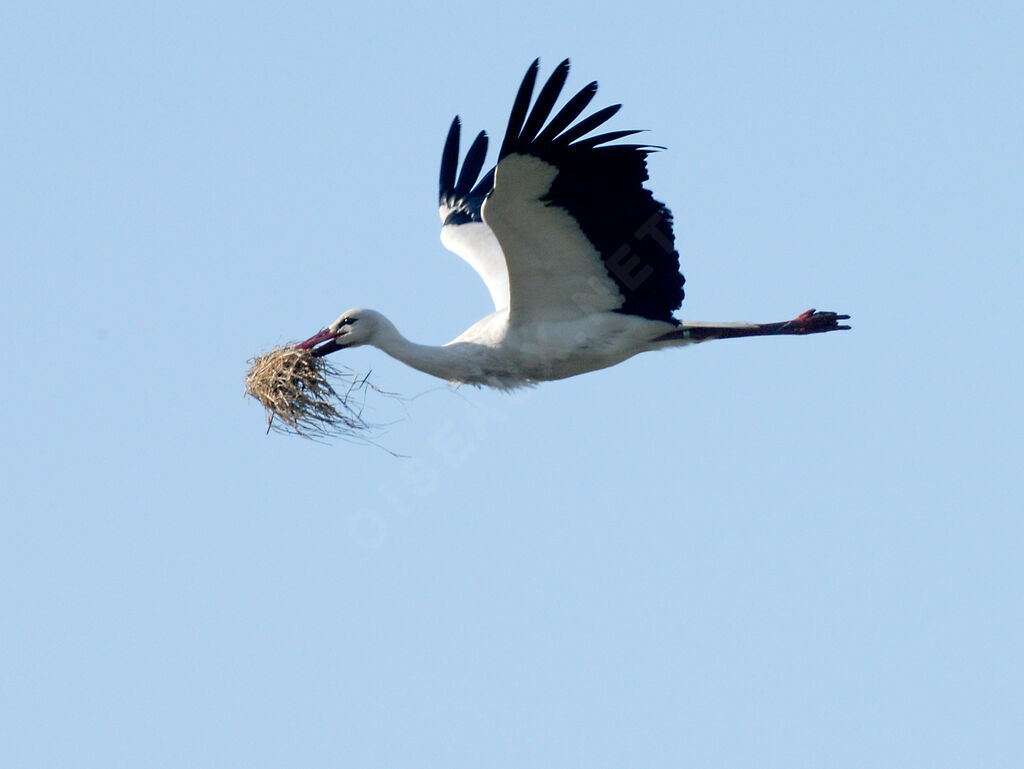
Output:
left=656, top=309, right=851, bottom=342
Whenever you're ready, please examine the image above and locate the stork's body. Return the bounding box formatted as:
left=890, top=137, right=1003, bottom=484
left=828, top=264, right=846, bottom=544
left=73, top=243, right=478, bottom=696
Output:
left=299, top=60, right=849, bottom=386
left=317, top=309, right=674, bottom=389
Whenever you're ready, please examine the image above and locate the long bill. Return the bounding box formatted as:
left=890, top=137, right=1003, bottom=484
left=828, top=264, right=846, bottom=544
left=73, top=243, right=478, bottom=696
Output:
left=295, top=328, right=344, bottom=357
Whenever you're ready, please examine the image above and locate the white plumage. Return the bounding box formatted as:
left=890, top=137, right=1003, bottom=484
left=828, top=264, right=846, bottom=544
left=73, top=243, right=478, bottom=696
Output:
left=297, top=59, right=849, bottom=388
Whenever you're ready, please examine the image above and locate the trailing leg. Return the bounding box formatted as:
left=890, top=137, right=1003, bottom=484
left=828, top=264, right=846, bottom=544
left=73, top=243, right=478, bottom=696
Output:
left=653, top=309, right=851, bottom=342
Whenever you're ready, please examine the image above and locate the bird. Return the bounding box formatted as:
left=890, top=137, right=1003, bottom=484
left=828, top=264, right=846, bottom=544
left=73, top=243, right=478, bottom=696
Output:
left=297, top=58, right=850, bottom=389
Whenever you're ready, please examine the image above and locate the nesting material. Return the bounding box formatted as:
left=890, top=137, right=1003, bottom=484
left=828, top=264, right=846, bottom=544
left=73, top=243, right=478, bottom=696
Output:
left=245, top=345, right=377, bottom=439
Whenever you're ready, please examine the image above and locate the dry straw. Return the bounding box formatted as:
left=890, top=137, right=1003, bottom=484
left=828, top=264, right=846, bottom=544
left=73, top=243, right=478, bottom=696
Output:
left=244, top=345, right=380, bottom=439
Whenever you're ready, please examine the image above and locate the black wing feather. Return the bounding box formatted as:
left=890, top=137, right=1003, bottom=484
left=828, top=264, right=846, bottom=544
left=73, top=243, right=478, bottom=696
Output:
left=551, top=104, right=621, bottom=146
left=456, top=130, right=488, bottom=194
left=534, top=81, right=598, bottom=145
left=439, top=117, right=495, bottom=226
left=470, top=167, right=495, bottom=198
left=498, top=59, right=540, bottom=158
left=495, top=60, right=685, bottom=323
left=439, top=118, right=460, bottom=197
left=570, top=130, right=645, bottom=150
left=519, top=58, right=570, bottom=142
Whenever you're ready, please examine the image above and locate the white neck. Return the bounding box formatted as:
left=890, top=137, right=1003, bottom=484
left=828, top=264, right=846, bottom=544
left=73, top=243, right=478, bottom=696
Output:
left=369, top=316, right=475, bottom=382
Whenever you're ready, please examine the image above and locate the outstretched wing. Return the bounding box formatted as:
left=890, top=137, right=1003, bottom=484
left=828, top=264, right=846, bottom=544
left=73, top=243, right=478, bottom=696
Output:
left=438, top=119, right=508, bottom=312
left=482, top=59, right=685, bottom=324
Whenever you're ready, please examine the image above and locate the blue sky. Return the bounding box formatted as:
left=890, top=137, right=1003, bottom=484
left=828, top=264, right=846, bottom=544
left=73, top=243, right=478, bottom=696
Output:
left=2, top=2, right=1022, bottom=767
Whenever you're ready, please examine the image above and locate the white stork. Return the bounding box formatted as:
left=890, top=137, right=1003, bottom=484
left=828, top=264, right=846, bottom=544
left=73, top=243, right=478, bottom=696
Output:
left=298, top=59, right=849, bottom=388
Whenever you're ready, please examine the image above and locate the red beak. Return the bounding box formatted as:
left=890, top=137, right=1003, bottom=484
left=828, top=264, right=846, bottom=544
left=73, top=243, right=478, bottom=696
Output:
left=296, top=328, right=343, bottom=357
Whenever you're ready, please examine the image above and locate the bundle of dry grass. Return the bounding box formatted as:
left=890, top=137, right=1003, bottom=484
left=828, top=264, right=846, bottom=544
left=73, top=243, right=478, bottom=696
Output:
left=245, top=345, right=379, bottom=439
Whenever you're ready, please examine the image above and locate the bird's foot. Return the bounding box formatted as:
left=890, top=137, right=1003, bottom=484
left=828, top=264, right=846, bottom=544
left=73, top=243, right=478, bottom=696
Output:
left=784, top=309, right=851, bottom=334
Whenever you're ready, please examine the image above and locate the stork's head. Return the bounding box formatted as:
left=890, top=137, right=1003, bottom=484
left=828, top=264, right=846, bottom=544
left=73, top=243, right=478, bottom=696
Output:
left=296, top=309, right=384, bottom=357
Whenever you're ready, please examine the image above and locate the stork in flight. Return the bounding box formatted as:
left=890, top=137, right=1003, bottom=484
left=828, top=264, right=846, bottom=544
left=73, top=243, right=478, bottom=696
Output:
left=298, top=59, right=849, bottom=388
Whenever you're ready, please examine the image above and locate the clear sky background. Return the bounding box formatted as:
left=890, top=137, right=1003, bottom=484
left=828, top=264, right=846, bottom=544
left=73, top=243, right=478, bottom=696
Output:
left=2, top=2, right=1022, bottom=767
